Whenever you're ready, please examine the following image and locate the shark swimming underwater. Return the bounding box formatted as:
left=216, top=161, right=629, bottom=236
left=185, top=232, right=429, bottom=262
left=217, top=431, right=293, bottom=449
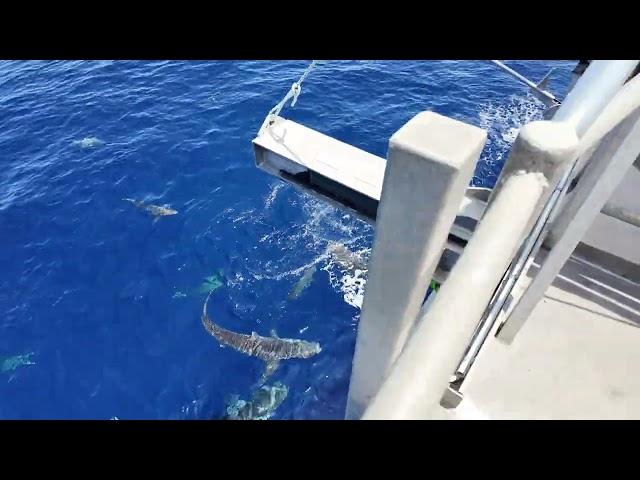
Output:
left=287, top=265, right=317, bottom=300
left=201, top=291, right=321, bottom=382
left=123, top=198, right=178, bottom=222
left=221, top=382, right=289, bottom=420
left=1, top=352, right=35, bottom=373
left=326, top=242, right=368, bottom=271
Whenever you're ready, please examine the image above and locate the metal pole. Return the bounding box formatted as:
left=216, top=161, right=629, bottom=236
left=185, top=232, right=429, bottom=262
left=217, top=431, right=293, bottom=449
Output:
left=490, top=60, right=559, bottom=107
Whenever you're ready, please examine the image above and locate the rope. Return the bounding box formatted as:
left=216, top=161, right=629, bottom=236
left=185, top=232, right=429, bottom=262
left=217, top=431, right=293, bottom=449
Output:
left=257, top=60, right=318, bottom=135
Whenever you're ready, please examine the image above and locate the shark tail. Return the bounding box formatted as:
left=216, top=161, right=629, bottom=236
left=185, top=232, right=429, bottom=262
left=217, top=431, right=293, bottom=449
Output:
left=536, top=68, right=555, bottom=92
left=201, top=290, right=218, bottom=337
left=203, top=289, right=213, bottom=318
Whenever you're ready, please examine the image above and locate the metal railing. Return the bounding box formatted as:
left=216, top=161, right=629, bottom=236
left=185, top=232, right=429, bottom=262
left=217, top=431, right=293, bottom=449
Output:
left=456, top=60, right=639, bottom=376
left=362, top=120, right=579, bottom=419
left=498, top=77, right=640, bottom=342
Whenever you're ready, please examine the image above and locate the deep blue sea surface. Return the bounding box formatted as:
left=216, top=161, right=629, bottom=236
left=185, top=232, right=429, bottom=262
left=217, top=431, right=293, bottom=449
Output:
left=0, top=60, right=574, bottom=419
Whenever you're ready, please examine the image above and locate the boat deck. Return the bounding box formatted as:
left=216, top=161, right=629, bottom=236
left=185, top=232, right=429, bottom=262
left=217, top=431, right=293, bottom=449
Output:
left=439, top=247, right=640, bottom=419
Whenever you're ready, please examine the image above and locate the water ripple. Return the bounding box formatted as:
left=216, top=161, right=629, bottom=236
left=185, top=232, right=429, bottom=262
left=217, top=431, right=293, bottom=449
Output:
left=0, top=60, right=574, bottom=419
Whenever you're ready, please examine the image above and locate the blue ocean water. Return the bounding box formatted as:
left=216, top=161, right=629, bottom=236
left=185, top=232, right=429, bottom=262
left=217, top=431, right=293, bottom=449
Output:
left=0, top=60, right=574, bottom=419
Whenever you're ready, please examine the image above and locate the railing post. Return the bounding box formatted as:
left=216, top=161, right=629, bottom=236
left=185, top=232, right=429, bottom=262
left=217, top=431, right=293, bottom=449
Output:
left=345, top=111, right=487, bottom=419
left=487, top=121, right=581, bottom=229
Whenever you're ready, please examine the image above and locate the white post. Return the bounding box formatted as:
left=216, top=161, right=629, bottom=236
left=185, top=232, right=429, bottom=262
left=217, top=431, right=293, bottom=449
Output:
left=487, top=121, right=581, bottom=224
left=345, top=112, right=487, bottom=419
left=497, top=108, right=640, bottom=343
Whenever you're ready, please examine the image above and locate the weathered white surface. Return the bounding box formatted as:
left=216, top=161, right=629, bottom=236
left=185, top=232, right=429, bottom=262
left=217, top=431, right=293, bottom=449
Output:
left=254, top=116, right=386, bottom=200
left=346, top=111, right=487, bottom=419
left=454, top=251, right=640, bottom=420
left=488, top=120, right=579, bottom=227
left=362, top=171, right=545, bottom=420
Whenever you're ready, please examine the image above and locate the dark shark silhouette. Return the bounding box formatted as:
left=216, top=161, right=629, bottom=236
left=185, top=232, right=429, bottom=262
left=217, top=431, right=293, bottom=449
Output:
left=201, top=291, right=321, bottom=382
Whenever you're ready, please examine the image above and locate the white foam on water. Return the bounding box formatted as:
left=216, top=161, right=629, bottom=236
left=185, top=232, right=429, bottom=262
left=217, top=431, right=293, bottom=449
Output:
left=231, top=208, right=257, bottom=224
left=227, top=272, right=244, bottom=287
left=477, top=94, right=545, bottom=168
left=341, top=270, right=367, bottom=309
left=264, top=181, right=285, bottom=209
left=323, top=246, right=370, bottom=311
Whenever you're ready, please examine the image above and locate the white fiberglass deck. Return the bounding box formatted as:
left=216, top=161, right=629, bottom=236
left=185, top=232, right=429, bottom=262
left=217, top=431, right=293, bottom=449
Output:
left=438, top=248, right=640, bottom=420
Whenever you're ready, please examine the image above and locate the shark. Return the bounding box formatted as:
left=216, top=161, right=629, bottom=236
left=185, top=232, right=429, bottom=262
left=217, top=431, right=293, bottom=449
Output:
left=72, top=137, right=103, bottom=149
left=123, top=198, right=178, bottom=222
left=287, top=265, right=317, bottom=300
left=326, top=242, right=368, bottom=271
left=221, top=382, right=289, bottom=420
left=201, top=291, right=321, bottom=383
left=1, top=352, right=35, bottom=373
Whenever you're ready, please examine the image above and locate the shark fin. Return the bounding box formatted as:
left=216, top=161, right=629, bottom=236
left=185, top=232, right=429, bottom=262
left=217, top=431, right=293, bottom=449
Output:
left=270, top=329, right=279, bottom=338
left=251, top=331, right=258, bottom=339
left=152, top=216, right=160, bottom=225
left=530, top=68, right=559, bottom=108
left=536, top=68, right=555, bottom=91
